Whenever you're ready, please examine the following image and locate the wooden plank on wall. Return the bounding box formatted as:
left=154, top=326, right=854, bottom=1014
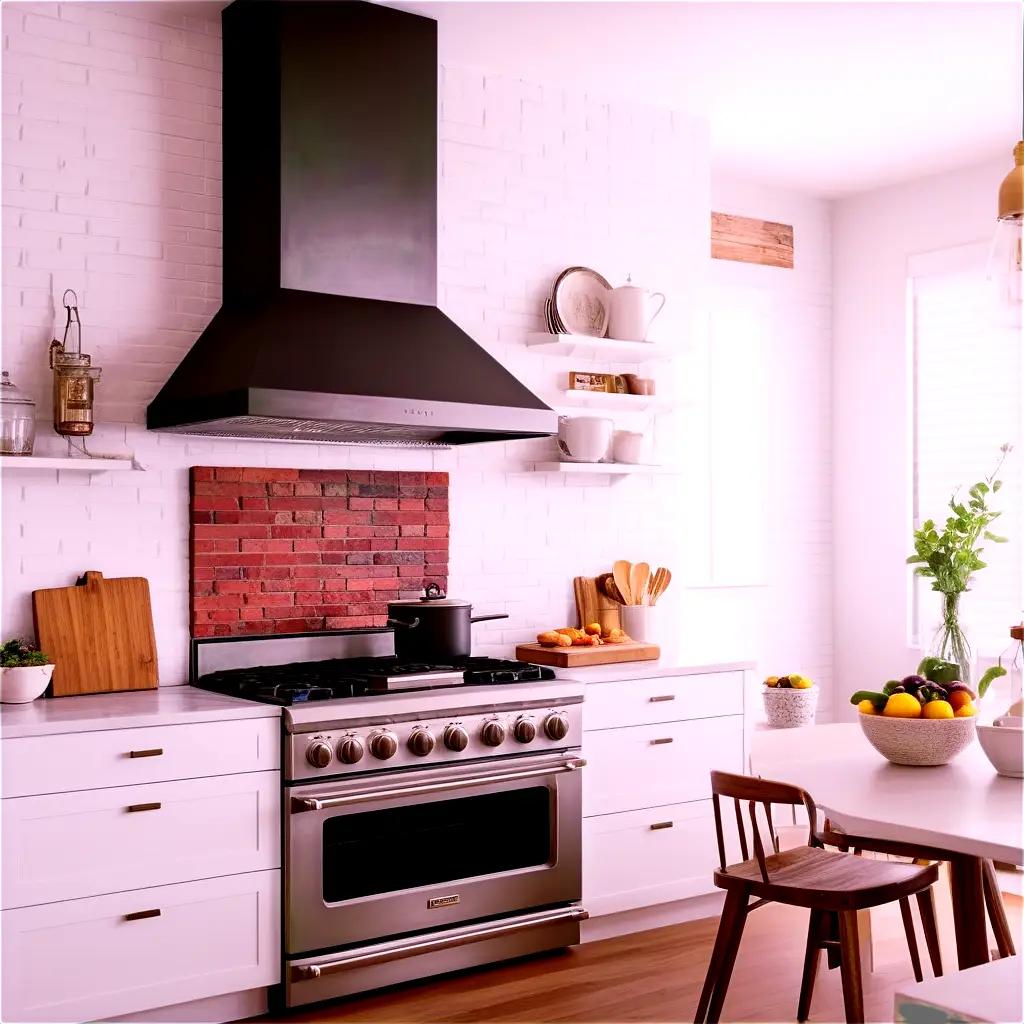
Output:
left=711, top=212, right=794, bottom=269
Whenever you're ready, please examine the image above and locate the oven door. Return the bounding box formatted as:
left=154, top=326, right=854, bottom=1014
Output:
left=285, top=751, right=584, bottom=955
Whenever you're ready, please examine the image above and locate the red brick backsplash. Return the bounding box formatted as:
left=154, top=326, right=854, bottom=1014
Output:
left=190, top=467, right=449, bottom=637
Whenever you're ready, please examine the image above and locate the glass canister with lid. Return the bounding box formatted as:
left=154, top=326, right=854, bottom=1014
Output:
left=0, top=371, right=37, bottom=456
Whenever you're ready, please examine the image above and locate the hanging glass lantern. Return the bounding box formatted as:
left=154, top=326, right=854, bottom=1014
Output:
left=48, top=290, right=101, bottom=438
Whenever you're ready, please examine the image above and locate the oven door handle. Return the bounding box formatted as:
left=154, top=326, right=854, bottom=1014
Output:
left=291, top=905, right=589, bottom=980
left=291, top=757, right=586, bottom=813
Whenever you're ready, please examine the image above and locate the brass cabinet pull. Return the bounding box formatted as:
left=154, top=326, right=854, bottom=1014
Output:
left=650, top=737, right=674, bottom=745
left=650, top=821, right=674, bottom=831
left=124, top=909, right=161, bottom=922
left=126, top=802, right=161, bottom=813
left=649, top=695, right=675, bottom=703
left=128, top=748, right=163, bottom=759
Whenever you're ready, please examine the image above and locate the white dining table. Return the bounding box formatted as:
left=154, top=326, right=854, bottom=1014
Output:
left=751, top=723, right=1023, bottom=970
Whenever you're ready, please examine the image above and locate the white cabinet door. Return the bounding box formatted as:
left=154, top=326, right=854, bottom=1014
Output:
left=583, top=673, right=744, bottom=732
left=2, top=772, right=280, bottom=909
left=583, top=800, right=741, bottom=916
left=1, top=870, right=280, bottom=1024
left=583, top=716, right=743, bottom=816
left=1, top=718, right=279, bottom=798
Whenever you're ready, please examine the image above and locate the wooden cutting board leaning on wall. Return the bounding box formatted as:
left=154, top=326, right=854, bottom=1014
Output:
left=33, top=572, right=159, bottom=697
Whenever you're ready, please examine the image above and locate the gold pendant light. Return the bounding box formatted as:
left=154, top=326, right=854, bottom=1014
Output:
left=989, top=141, right=1023, bottom=320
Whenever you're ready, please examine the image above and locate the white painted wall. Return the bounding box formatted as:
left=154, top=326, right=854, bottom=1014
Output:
left=2, top=3, right=835, bottom=712
left=831, top=158, right=1012, bottom=715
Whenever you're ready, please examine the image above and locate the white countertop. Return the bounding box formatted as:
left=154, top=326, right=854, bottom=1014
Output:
left=894, top=954, right=1022, bottom=1023
left=555, top=660, right=754, bottom=683
left=0, top=686, right=281, bottom=740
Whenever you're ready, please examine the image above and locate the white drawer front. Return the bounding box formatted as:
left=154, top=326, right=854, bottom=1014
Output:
left=583, top=673, right=744, bottom=732
left=583, top=716, right=743, bottom=816
left=1, top=717, right=279, bottom=798
left=583, top=800, right=741, bottom=916
left=2, top=772, right=280, bottom=910
left=1, top=870, right=280, bottom=1023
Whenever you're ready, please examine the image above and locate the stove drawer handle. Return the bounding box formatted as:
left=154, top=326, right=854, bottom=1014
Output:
left=291, top=905, right=589, bottom=980
left=292, top=758, right=586, bottom=813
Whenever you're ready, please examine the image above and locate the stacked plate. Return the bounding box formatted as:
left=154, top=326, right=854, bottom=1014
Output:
left=543, top=266, right=612, bottom=338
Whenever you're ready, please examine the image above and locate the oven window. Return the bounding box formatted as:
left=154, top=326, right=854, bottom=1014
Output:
left=322, top=786, right=551, bottom=902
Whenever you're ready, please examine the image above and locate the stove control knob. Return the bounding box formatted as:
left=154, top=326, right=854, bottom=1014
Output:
left=443, top=723, right=469, bottom=752
left=337, top=736, right=365, bottom=765
left=513, top=716, right=537, bottom=744
left=368, top=729, right=399, bottom=760
left=480, top=719, right=506, bottom=747
left=305, top=740, right=333, bottom=769
left=543, top=712, right=570, bottom=741
left=408, top=727, right=435, bottom=757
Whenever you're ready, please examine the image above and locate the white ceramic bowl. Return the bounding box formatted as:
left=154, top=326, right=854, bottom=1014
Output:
left=763, top=686, right=818, bottom=728
left=0, top=664, right=53, bottom=703
left=977, top=721, right=1024, bottom=778
left=859, top=711, right=976, bottom=766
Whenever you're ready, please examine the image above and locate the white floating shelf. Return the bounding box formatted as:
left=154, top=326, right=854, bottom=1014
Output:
left=557, top=389, right=673, bottom=413
left=527, top=332, right=670, bottom=362
left=0, top=455, right=138, bottom=473
left=534, top=461, right=682, bottom=476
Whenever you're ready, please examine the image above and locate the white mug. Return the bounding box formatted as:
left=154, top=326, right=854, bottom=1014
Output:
left=557, top=416, right=612, bottom=463
left=612, top=430, right=646, bottom=464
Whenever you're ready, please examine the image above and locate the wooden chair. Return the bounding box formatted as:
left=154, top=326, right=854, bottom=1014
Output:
left=694, top=771, right=942, bottom=1024
left=820, top=823, right=1017, bottom=973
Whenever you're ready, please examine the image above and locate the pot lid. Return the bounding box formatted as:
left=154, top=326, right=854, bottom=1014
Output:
left=0, top=371, right=36, bottom=407
left=389, top=584, right=470, bottom=607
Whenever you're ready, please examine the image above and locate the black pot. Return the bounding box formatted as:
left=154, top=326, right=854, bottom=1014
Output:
left=387, top=584, right=508, bottom=663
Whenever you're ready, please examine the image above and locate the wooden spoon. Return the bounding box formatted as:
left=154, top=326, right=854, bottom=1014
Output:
left=650, top=567, right=672, bottom=605
left=613, top=560, right=633, bottom=606
left=630, top=562, right=650, bottom=606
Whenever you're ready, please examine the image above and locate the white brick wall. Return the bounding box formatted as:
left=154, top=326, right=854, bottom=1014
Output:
left=2, top=2, right=832, bottom=711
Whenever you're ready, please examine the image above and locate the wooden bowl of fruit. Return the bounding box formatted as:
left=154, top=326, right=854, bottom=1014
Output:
left=849, top=657, right=1000, bottom=766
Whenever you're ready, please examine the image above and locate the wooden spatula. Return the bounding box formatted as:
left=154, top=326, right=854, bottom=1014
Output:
left=613, top=560, right=633, bottom=606
left=630, top=562, right=650, bottom=606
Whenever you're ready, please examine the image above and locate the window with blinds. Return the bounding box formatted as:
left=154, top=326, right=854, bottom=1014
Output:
left=910, top=244, right=1023, bottom=655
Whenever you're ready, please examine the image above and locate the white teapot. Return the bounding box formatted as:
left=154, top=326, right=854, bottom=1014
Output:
left=608, top=275, right=665, bottom=342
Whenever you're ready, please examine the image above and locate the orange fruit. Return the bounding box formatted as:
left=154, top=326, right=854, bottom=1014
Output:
left=948, top=690, right=973, bottom=710
left=883, top=693, right=922, bottom=718
left=584, top=622, right=602, bottom=635
left=857, top=699, right=877, bottom=715
left=922, top=700, right=954, bottom=720
left=954, top=702, right=976, bottom=718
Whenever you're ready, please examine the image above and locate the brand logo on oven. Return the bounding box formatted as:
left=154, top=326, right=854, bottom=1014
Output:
left=428, top=894, right=460, bottom=909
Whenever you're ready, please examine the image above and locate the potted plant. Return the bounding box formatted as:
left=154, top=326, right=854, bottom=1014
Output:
left=907, top=445, right=1012, bottom=684
left=0, top=638, right=53, bottom=703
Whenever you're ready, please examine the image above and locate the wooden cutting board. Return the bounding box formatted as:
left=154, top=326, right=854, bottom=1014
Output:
left=515, top=641, right=660, bottom=668
left=573, top=576, right=621, bottom=634
left=33, top=572, right=159, bottom=697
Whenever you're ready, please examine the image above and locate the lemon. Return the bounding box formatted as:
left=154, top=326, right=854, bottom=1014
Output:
left=764, top=676, right=780, bottom=687
left=922, top=700, right=954, bottom=720
left=857, top=699, right=877, bottom=715
left=954, top=702, right=976, bottom=718
left=883, top=692, right=922, bottom=718
left=791, top=675, right=813, bottom=690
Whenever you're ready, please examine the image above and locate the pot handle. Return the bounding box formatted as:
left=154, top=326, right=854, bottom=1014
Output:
left=470, top=613, right=510, bottom=624
left=386, top=617, right=421, bottom=630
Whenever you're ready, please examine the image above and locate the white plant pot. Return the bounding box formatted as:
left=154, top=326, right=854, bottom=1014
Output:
left=0, top=664, right=53, bottom=703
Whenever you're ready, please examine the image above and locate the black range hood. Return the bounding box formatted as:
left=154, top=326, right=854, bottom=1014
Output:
left=146, top=0, right=555, bottom=448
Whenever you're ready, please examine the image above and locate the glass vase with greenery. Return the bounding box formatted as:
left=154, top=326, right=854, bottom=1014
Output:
left=907, top=445, right=1012, bottom=684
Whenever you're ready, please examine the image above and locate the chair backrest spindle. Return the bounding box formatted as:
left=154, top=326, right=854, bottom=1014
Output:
left=708, top=770, right=819, bottom=883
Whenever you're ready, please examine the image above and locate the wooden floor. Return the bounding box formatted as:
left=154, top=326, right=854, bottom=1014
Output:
left=263, top=867, right=1021, bottom=1023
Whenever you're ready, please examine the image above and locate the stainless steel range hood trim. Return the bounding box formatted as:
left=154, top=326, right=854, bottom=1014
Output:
left=149, top=389, right=557, bottom=445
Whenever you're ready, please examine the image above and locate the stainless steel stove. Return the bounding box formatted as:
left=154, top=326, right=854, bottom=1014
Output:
left=191, top=631, right=587, bottom=1010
